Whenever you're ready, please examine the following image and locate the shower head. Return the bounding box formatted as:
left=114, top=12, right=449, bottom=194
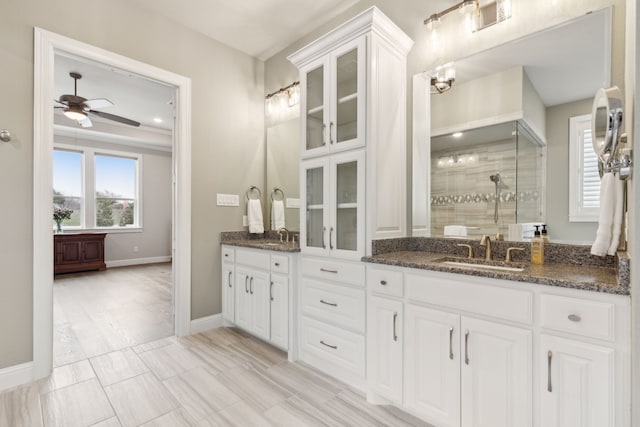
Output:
left=490, top=173, right=501, bottom=183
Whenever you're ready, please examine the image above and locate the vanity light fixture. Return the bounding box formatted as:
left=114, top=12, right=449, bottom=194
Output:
left=424, top=0, right=479, bottom=31
left=430, top=62, right=456, bottom=94
left=265, top=81, right=300, bottom=116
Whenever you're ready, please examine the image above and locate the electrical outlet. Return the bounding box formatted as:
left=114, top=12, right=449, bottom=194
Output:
left=242, top=215, right=248, bottom=226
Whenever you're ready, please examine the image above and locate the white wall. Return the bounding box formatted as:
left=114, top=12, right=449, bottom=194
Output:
left=0, top=0, right=264, bottom=369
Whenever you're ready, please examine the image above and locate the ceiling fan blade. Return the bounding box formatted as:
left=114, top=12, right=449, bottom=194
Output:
left=89, top=110, right=140, bottom=127
left=83, top=98, right=114, bottom=109
left=78, top=116, right=93, bottom=128
left=54, top=99, right=68, bottom=107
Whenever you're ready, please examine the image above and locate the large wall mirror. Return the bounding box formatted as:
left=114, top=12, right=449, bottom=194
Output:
left=414, top=8, right=613, bottom=244
left=266, top=118, right=300, bottom=231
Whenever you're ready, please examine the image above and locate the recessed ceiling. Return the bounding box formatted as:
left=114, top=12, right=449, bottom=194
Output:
left=126, top=0, right=362, bottom=60
left=54, top=54, right=175, bottom=131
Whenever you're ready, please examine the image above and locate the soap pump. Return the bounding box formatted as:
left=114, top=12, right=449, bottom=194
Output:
left=541, top=224, right=549, bottom=243
left=531, top=225, right=545, bottom=265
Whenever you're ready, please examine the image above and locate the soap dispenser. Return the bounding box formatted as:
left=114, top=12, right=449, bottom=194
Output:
left=531, top=225, right=545, bottom=265
left=541, top=224, right=550, bottom=243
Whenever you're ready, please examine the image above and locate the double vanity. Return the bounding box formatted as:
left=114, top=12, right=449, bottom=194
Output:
left=221, top=234, right=630, bottom=427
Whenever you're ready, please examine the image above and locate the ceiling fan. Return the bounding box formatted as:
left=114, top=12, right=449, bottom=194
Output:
left=54, top=72, right=140, bottom=128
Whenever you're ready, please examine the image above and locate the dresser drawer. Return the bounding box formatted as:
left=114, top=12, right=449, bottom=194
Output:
left=540, top=294, right=615, bottom=341
left=302, top=256, right=365, bottom=287
left=221, top=246, right=235, bottom=262
left=367, top=265, right=403, bottom=297
left=301, top=278, right=365, bottom=333
left=300, top=316, right=365, bottom=378
left=270, top=254, right=289, bottom=274
left=235, top=248, right=270, bottom=270
left=406, top=271, right=533, bottom=325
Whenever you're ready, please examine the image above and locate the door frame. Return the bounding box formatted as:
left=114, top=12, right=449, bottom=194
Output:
left=33, top=28, right=192, bottom=379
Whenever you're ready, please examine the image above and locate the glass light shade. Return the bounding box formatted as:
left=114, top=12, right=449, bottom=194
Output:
left=265, top=97, right=273, bottom=117
left=64, top=107, right=87, bottom=121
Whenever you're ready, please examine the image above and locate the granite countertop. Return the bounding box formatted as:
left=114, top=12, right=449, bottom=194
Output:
left=220, top=231, right=300, bottom=253
left=362, top=250, right=628, bottom=295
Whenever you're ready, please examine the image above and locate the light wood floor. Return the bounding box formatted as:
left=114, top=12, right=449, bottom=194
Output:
left=1, top=264, right=431, bottom=426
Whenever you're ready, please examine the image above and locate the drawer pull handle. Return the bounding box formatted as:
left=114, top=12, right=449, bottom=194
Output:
left=464, top=330, right=470, bottom=365
left=250, top=277, right=254, bottom=295
left=224, top=253, right=229, bottom=257
left=547, top=350, right=553, bottom=392
left=320, top=268, right=338, bottom=274
left=393, top=312, right=398, bottom=342
left=228, top=271, right=232, bottom=288
left=380, top=280, right=387, bottom=286
left=270, top=281, right=274, bottom=301
left=322, top=227, right=326, bottom=249
left=320, top=299, right=337, bottom=307
left=567, top=314, right=582, bottom=322
left=330, top=121, right=334, bottom=144
left=320, top=340, right=337, bottom=350
left=244, top=276, right=249, bottom=293
left=274, top=262, right=280, bottom=267
left=449, top=327, right=454, bottom=360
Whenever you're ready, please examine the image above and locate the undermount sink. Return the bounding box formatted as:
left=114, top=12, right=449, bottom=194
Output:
left=434, top=257, right=527, bottom=273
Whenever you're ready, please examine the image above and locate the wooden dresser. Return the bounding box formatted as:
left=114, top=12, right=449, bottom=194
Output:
left=54, top=233, right=107, bottom=275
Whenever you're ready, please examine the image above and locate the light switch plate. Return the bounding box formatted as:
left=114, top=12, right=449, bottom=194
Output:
left=286, top=198, right=300, bottom=208
left=217, top=193, right=240, bottom=206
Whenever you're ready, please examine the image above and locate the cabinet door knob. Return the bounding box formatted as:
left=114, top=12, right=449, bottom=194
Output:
left=329, top=227, right=334, bottom=250
left=250, top=277, right=254, bottom=295
left=567, top=314, right=581, bottom=322
left=547, top=350, right=553, bottom=392
left=380, top=280, right=387, bottom=286
left=464, top=330, right=470, bottom=365
left=449, top=327, right=454, bottom=360
left=244, top=276, right=249, bottom=293
left=392, top=312, right=398, bottom=342
left=275, top=262, right=280, bottom=267
left=322, top=226, right=326, bottom=249
left=228, top=271, right=232, bottom=288
left=270, top=281, right=274, bottom=301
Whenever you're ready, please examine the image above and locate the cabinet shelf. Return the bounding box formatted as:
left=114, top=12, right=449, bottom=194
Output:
left=307, top=204, right=324, bottom=210
left=308, top=105, right=324, bottom=115
left=338, top=92, right=357, bottom=104
left=337, top=203, right=357, bottom=209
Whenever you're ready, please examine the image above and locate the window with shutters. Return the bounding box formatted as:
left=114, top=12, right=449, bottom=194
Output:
left=568, top=114, right=600, bottom=222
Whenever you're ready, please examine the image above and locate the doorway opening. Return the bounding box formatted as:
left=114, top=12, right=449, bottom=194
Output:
left=34, top=28, right=192, bottom=380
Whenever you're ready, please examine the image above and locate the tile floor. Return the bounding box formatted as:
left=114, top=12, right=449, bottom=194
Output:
left=0, top=264, right=431, bottom=426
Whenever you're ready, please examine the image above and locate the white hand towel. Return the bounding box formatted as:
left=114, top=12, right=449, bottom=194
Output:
left=591, top=173, right=616, bottom=256
left=271, top=199, right=286, bottom=230
left=247, top=199, right=264, bottom=234
left=607, top=176, right=624, bottom=255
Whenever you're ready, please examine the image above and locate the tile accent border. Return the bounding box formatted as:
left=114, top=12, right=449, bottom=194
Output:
left=431, top=191, right=540, bottom=205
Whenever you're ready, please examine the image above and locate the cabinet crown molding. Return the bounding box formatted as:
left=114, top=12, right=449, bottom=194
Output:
left=287, top=6, right=414, bottom=68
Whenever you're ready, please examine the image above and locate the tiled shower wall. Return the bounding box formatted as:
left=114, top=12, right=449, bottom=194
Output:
left=431, top=137, right=543, bottom=238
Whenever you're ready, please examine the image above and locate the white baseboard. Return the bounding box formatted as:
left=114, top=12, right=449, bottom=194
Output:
left=190, top=314, right=223, bottom=334
left=106, top=256, right=172, bottom=269
left=0, top=362, right=34, bottom=392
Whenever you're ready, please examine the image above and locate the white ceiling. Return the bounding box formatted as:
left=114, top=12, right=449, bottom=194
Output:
left=127, top=0, right=362, bottom=61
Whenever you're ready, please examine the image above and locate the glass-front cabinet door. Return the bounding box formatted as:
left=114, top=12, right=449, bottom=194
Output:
left=300, top=36, right=365, bottom=158
left=301, top=158, right=329, bottom=256
left=301, top=150, right=364, bottom=258
left=330, top=150, right=365, bottom=258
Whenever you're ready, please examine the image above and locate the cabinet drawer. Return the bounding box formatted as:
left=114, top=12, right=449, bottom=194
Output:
left=221, top=246, right=235, bottom=262
left=302, top=278, right=365, bottom=333
left=406, top=272, right=533, bottom=325
left=367, top=265, right=403, bottom=297
left=236, top=248, right=270, bottom=270
left=302, top=256, right=365, bottom=287
left=300, top=316, right=365, bottom=378
left=540, top=294, right=615, bottom=341
left=270, top=254, right=289, bottom=274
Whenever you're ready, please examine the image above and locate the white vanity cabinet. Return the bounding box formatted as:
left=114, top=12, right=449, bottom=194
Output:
left=365, top=264, right=630, bottom=427
left=220, top=245, right=297, bottom=355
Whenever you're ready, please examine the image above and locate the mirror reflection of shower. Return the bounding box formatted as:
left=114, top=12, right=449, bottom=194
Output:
left=489, top=173, right=502, bottom=225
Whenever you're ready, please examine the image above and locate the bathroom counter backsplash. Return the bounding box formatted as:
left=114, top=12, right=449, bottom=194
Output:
left=364, top=237, right=629, bottom=295
left=221, top=231, right=300, bottom=252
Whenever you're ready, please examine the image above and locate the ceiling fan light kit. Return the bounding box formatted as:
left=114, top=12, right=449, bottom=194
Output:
left=54, top=72, right=141, bottom=128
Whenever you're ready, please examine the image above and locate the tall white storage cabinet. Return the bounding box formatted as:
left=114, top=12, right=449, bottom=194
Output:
left=289, top=7, right=413, bottom=390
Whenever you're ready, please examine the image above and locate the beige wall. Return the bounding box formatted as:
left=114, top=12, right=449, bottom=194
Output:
left=0, top=0, right=264, bottom=368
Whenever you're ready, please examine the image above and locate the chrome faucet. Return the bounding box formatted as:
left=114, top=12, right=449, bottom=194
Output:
left=479, top=235, right=492, bottom=260
left=277, top=227, right=290, bottom=243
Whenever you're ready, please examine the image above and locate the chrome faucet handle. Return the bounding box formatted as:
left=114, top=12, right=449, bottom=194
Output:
left=456, top=243, right=473, bottom=259
left=505, top=247, right=525, bottom=263
left=277, top=227, right=290, bottom=242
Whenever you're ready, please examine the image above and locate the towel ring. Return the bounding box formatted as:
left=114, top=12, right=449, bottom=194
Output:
left=271, top=188, right=285, bottom=202
left=246, top=186, right=262, bottom=200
